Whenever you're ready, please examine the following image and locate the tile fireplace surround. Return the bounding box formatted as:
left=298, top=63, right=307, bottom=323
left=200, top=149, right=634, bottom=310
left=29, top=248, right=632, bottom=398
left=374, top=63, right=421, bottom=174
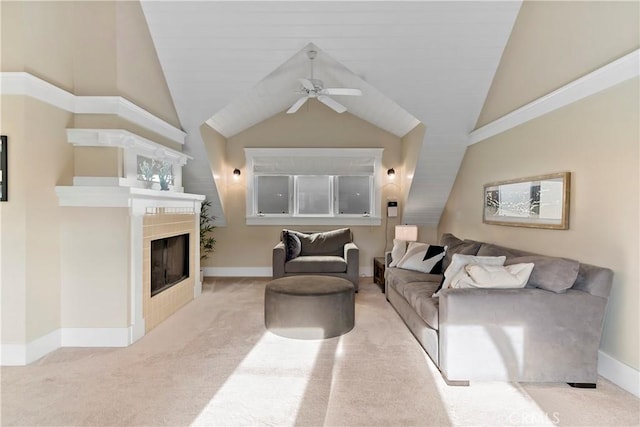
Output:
left=56, top=186, right=204, bottom=347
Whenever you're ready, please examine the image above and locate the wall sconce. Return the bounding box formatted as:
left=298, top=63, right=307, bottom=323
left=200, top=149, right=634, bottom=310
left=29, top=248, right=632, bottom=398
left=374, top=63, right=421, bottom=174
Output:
left=387, top=168, right=396, bottom=179
left=233, top=168, right=241, bottom=181
left=395, top=225, right=418, bottom=242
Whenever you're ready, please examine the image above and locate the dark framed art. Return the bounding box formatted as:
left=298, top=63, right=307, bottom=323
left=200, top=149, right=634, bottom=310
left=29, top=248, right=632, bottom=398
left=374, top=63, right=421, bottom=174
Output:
left=0, top=135, right=6, bottom=202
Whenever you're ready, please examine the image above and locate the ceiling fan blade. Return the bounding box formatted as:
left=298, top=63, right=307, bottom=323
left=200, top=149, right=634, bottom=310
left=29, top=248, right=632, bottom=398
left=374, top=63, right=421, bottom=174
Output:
left=298, top=78, right=315, bottom=91
left=317, top=95, right=347, bottom=114
left=321, top=88, right=362, bottom=96
left=287, top=96, right=308, bottom=114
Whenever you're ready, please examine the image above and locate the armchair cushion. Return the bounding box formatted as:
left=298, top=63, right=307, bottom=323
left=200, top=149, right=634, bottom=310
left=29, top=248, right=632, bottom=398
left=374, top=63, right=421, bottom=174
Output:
left=287, top=228, right=352, bottom=256
left=285, top=256, right=347, bottom=274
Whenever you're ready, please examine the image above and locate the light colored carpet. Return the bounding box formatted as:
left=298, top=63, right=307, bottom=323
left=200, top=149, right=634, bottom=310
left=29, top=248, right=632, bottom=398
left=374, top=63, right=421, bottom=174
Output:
left=1, top=278, right=638, bottom=426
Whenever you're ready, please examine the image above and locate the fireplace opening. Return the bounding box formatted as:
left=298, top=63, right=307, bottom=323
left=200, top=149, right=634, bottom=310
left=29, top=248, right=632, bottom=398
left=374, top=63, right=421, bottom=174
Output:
left=151, top=233, right=189, bottom=297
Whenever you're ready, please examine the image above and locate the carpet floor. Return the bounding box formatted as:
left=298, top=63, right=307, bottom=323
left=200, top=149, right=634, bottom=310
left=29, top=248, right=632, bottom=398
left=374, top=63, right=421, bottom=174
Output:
left=1, top=278, right=638, bottom=426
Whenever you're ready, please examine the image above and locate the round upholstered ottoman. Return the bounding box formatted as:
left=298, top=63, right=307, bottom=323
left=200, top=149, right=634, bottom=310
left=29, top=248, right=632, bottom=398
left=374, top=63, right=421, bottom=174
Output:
left=264, top=275, right=355, bottom=339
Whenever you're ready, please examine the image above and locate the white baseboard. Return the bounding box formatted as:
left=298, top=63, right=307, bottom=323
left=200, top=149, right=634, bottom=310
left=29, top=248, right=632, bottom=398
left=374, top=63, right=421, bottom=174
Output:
left=598, top=350, right=640, bottom=398
left=1, top=329, right=61, bottom=366
left=203, top=267, right=272, bottom=277
left=61, top=328, right=130, bottom=347
left=2, top=327, right=131, bottom=365
left=203, top=266, right=374, bottom=278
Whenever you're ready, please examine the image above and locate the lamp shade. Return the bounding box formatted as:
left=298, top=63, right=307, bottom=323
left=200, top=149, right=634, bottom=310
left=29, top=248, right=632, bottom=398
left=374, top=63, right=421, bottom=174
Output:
left=395, top=225, right=418, bottom=242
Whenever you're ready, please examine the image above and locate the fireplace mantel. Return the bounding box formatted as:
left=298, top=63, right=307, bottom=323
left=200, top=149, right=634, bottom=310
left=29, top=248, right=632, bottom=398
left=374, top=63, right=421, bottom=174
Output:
left=56, top=185, right=204, bottom=346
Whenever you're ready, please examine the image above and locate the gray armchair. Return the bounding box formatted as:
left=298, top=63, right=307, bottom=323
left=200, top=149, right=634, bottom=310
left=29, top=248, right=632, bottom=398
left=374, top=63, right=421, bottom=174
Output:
left=273, top=228, right=360, bottom=291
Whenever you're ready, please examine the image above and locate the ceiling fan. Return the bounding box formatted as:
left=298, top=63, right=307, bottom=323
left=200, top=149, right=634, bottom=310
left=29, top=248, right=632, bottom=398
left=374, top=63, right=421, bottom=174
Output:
left=287, top=50, right=362, bottom=114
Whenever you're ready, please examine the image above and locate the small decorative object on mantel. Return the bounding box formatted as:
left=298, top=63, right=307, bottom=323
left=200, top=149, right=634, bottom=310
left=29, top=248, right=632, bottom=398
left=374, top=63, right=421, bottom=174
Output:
left=0, top=135, right=6, bottom=202
left=483, top=172, right=570, bottom=229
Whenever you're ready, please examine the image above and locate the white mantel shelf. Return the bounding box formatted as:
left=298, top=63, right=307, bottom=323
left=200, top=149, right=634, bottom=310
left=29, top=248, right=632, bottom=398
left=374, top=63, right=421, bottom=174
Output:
left=56, top=186, right=205, bottom=208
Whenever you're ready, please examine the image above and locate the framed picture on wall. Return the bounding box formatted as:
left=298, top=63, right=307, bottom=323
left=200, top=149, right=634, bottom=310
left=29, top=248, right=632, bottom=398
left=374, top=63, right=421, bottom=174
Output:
left=0, top=135, right=6, bottom=202
left=483, top=172, right=570, bottom=229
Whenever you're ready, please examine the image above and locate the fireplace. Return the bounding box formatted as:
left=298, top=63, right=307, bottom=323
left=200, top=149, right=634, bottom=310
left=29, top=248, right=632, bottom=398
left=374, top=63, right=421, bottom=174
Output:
left=151, top=233, right=189, bottom=297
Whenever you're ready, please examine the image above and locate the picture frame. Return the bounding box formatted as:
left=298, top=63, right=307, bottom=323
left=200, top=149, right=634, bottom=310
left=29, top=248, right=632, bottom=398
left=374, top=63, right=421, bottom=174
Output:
left=483, top=172, right=570, bottom=229
left=0, top=135, right=6, bottom=202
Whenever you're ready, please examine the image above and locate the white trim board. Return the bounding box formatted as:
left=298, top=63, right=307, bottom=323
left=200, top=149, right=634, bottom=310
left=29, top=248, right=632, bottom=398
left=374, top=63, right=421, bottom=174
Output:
left=1, top=327, right=131, bottom=366
left=468, top=49, right=640, bottom=145
left=0, top=72, right=186, bottom=145
left=202, top=266, right=374, bottom=278
left=598, top=350, right=640, bottom=398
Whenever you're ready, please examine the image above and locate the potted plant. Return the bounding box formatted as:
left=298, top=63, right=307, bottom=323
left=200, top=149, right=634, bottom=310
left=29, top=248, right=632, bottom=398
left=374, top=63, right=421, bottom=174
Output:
left=200, top=198, right=216, bottom=284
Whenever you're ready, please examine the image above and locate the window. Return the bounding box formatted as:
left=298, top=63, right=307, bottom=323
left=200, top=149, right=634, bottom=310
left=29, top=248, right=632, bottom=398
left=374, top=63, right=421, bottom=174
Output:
left=256, top=176, right=289, bottom=214
left=245, top=148, right=383, bottom=226
left=337, top=176, right=371, bottom=215
left=296, top=176, right=331, bottom=215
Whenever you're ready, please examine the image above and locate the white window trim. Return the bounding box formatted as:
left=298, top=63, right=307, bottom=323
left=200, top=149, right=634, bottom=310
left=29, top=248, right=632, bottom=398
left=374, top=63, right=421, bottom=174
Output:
left=245, top=148, right=383, bottom=226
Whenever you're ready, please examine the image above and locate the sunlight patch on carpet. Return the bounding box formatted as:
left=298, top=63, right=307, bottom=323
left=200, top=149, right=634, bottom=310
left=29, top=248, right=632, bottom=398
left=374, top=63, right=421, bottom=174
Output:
left=190, top=332, right=324, bottom=426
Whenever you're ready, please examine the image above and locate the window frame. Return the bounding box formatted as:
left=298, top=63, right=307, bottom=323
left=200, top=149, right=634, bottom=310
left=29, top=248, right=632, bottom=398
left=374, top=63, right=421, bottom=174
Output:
left=245, top=148, right=383, bottom=226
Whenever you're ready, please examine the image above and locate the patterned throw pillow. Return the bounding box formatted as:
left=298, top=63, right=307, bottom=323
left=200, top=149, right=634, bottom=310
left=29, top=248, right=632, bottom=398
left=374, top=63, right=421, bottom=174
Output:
left=283, top=231, right=301, bottom=261
left=396, top=242, right=447, bottom=274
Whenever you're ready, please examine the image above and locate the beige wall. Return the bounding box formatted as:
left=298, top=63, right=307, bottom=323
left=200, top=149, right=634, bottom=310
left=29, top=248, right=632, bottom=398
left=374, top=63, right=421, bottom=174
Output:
left=1, top=96, right=75, bottom=342
left=0, top=0, right=181, bottom=348
left=477, top=0, right=640, bottom=127
left=200, top=124, right=228, bottom=212
left=439, top=78, right=639, bottom=370
left=203, top=99, right=403, bottom=272
left=0, top=1, right=181, bottom=130
left=60, top=208, right=130, bottom=328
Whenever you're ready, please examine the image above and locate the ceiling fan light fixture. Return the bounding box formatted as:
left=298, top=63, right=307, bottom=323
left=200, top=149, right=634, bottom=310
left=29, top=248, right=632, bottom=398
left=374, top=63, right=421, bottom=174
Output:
left=286, top=48, right=361, bottom=115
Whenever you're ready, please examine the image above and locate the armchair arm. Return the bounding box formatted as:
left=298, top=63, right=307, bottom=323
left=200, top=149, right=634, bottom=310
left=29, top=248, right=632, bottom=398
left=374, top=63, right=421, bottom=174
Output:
left=272, top=242, right=286, bottom=278
left=438, top=287, right=608, bottom=383
left=344, top=242, right=360, bottom=290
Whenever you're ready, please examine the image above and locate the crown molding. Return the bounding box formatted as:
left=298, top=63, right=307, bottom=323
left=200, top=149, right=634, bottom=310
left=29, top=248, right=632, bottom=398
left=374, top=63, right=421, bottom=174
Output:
left=469, top=49, right=640, bottom=145
left=0, top=72, right=186, bottom=145
left=67, top=128, right=191, bottom=165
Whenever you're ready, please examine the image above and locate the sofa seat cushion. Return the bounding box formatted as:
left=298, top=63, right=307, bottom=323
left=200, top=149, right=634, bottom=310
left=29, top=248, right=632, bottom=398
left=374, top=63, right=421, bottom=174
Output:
left=384, top=267, right=442, bottom=288
left=393, top=281, right=441, bottom=330
left=285, top=256, right=347, bottom=274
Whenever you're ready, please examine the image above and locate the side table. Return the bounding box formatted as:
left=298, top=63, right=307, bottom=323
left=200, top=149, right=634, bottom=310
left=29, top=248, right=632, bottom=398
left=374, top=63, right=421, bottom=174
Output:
left=373, top=257, right=386, bottom=293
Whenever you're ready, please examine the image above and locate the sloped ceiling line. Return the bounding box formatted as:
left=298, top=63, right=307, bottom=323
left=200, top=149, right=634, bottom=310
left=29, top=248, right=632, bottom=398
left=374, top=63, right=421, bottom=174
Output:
left=141, top=1, right=522, bottom=226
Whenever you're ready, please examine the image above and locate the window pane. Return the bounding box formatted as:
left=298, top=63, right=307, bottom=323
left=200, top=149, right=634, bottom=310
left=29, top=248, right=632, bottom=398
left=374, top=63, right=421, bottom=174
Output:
left=297, top=176, right=331, bottom=215
left=338, top=176, right=371, bottom=214
left=257, top=176, right=289, bottom=214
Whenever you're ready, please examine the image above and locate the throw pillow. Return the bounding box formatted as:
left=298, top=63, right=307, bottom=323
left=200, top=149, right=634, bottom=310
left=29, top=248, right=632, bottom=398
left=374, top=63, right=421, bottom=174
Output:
left=389, top=239, right=407, bottom=268
left=434, top=254, right=506, bottom=296
left=457, top=263, right=535, bottom=289
left=440, top=233, right=482, bottom=272
left=283, top=230, right=302, bottom=261
left=396, top=242, right=447, bottom=274
left=505, top=255, right=580, bottom=293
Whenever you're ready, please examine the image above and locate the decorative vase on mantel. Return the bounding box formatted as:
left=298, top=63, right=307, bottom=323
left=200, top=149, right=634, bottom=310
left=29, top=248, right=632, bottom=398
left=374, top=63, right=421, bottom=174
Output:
left=159, top=176, right=170, bottom=191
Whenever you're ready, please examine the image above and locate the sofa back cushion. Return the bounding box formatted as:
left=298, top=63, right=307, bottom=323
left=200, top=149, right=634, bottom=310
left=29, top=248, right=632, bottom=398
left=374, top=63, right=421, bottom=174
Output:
left=478, top=243, right=580, bottom=293
left=286, top=228, right=352, bottom=256
left=440, top=233, right=481, bottom=271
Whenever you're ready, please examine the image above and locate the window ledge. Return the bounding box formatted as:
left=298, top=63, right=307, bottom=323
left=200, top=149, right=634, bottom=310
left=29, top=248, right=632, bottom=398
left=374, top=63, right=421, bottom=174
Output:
left=246, top=216, right=381, bottom=226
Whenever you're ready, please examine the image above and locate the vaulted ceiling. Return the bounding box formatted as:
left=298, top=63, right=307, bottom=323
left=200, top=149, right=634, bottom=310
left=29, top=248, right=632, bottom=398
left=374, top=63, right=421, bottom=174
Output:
left=140, top=1, right=522, bottom=226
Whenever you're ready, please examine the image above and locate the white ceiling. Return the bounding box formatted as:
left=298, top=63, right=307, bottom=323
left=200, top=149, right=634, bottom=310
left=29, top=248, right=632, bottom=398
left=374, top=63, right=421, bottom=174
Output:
left=141, top=1, right=522, bottom=226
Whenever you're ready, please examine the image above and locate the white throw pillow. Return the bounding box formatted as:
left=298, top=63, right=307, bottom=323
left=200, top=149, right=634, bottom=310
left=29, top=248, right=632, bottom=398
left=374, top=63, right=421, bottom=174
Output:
left=389, top=239, right=407, bottom=268
left=438, top=254, right=507, bottom=293
left=466, top=263, right=535, bottom=288
left=451, top=263, right=535, bottom=289
left=396, top=242, right=447, bottom=274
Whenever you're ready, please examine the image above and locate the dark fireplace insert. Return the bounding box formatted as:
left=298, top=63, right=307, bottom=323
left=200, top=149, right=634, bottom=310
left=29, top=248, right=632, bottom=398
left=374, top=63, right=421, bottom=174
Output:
left=151, top=233, right=189, bottom=297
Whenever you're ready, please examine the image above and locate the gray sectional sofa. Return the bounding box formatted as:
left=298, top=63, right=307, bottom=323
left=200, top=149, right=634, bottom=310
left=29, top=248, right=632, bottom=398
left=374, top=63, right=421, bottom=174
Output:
left=385, top=233, right=613, bottom=386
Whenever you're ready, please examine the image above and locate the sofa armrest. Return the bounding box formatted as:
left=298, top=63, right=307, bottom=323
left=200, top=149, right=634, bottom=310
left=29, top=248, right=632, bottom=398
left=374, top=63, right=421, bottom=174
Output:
left=272, top=242, right=286, bottom=278
left=438, top=287, right=608, bottom=383
left=344, top=242, right=360, bottom=290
